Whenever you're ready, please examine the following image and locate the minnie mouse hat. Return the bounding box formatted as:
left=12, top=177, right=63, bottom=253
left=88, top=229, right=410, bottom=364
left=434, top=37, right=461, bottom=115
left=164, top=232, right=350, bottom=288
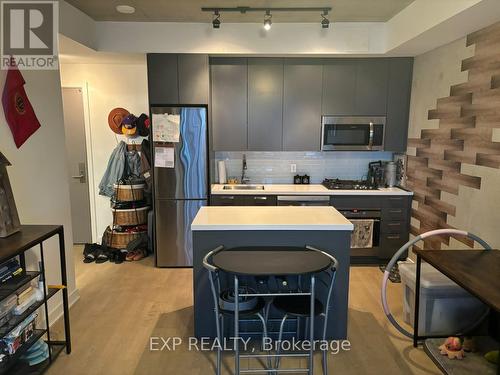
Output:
left=108, top=108, right=129, bottom=134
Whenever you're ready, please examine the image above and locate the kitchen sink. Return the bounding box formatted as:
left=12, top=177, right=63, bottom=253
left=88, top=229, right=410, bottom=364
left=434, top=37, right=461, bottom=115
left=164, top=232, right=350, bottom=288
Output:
left=223, top=185, right=265, bottom=190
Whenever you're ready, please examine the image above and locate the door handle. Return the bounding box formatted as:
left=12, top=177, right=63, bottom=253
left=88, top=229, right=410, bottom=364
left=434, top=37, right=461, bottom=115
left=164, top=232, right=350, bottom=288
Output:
left=72, top=162, right=87, bottom=183
left=253, top=196, right=268, bottom=200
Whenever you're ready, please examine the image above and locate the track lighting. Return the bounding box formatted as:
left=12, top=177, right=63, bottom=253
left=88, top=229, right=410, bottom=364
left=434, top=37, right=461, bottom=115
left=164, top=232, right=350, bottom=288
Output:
left=263, top=11, right=272, bottom=31
left=202, top=6, right=332, bottom=30
left=212, top=10, right=221, bottom=29
left=321, top=10, right=330, bottom=29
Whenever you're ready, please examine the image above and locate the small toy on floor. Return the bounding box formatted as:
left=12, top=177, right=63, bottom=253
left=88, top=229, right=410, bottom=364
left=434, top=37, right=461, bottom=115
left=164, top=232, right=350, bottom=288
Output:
left=485, top=350, right=499, bottom=365
left=438, top=337, right=465, bottom=360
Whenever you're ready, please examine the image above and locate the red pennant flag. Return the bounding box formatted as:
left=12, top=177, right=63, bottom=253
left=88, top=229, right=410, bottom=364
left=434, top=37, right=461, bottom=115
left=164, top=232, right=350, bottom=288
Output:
left=2, top=63, right=41, bottom=148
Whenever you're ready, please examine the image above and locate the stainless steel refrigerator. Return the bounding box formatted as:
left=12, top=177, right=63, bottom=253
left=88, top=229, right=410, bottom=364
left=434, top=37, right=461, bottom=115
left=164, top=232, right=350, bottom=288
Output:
left=152, top=106, right=208, bottom=267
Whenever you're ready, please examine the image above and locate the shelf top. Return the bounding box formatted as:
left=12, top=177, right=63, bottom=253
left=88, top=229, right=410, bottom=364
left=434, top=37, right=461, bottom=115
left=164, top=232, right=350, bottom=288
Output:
left=0, top=225, right=62, bottom=264
left=414, top=249, right=500, bottom=312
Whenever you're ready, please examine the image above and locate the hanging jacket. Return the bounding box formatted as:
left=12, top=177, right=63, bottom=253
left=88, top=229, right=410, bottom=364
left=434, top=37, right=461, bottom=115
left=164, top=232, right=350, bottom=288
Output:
left=99, top=141, right=126, bottom=197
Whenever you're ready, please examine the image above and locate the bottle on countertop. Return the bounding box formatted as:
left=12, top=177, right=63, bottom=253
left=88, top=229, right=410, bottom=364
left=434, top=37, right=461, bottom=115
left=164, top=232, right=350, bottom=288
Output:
left=294, top=175, right=302, bottom=184
left=301, top=175, right=310, bottom=185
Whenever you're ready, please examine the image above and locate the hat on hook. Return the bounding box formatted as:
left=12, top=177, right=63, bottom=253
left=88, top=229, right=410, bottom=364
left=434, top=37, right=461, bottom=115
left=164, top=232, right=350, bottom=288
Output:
left=136, top=113, right=150, bottom=137
left=121, top=114, right=137, bottom=136
left=108, top=107, right=129, bottom=134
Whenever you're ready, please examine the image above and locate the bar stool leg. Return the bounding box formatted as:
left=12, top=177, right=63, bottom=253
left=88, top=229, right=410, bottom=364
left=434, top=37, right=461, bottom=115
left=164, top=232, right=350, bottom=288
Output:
left=309, top=276, right=315, bottom=375
left=256, top=313, right=272, bottom=372
left=274, top=314, right=289, bottom=371
left=321, top=314, right=328, bottom=375
left=217, top=314, right=223, bottom=375
left=234, top=276, right=240, bottom=375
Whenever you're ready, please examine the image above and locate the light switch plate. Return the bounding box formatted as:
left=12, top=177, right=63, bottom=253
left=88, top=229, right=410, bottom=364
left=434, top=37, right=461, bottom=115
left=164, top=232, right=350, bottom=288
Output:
left=290, top=164, right=297, bottom=173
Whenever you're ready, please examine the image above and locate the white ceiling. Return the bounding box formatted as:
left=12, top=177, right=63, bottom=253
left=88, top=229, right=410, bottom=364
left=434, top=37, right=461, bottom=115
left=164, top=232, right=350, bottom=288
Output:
left=64, top=0, right=415, bottom=23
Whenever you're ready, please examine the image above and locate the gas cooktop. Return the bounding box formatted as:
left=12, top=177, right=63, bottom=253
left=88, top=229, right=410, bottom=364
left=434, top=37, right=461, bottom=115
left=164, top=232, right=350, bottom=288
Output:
left=322, top=179, right=378, bottom=190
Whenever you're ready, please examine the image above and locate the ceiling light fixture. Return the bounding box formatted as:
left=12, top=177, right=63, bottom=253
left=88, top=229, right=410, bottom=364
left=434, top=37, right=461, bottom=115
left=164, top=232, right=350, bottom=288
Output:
left=212, top=10, right=221, bottom=29
left=263, top=10, right=272, bottom=31
left=321, top=10, right=330, bottom=29
left=116, top=5, right=136, bottom=14
left=201, top=6, right=332, bottom=29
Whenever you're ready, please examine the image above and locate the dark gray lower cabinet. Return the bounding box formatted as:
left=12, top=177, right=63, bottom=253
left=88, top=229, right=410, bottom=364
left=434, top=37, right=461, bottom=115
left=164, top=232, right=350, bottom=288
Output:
left=211, top=195, right=277, bottom=206
left=211, top=58, right=248, bottom=151
left=283, top=61, right=323, bottom=151
left=247, top=58, right=284, bottom=151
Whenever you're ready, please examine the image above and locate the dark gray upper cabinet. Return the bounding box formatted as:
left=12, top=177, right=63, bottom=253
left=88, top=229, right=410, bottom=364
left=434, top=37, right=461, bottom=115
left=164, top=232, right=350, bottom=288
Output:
left=283, top=60, right=323, bottom=151
left=248, top=58, right=284, bottom=151
left=385, top=58, right=414, bottom=152
left=355, top=59, right=389, bottom=115
left=322, top=60, right=356, bottom=115
left=178, top=54, right=209, bottom=105
left=211, top=58, right=248, bottom=151
left=147, top=54, right=179, bottom=105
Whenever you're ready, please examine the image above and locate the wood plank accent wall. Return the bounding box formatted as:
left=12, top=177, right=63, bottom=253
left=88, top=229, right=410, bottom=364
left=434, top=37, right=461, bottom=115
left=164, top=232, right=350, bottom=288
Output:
left=407, top=22, right=500, bottom=250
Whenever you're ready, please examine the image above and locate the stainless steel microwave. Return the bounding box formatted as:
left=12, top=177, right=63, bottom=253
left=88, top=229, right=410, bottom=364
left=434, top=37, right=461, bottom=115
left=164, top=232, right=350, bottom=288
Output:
left=321, top=116, right=386, bottom=151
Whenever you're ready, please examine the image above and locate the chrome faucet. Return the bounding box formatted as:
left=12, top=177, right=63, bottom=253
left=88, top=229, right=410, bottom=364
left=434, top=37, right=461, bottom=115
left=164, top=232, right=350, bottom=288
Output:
left=241, top=154, right=250, bottom=184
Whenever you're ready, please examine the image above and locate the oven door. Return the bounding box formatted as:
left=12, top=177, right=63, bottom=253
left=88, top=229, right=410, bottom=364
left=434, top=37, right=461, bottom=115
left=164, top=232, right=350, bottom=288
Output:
left=339, top=209, right=381, bottom=250
left=321, top=116, right=385, bottom=151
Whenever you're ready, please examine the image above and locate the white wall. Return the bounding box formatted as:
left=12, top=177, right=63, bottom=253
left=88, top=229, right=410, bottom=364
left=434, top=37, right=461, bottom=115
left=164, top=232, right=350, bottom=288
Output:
left=59, top=61, right=149, bottom=240
left=407, top=37, right=500, bottom=249
left=0, top=68, right=78, bottom=320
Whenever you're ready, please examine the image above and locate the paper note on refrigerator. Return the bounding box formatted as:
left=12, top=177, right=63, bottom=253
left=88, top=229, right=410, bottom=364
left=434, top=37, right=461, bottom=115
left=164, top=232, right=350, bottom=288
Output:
left=154, top=146, right=175, bottom=168
left=152, top=113, right=180, bottom=142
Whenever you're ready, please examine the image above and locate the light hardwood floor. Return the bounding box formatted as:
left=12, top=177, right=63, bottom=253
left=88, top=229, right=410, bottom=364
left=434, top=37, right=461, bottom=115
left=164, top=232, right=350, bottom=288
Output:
left=46, top=247, right=440, bottom=375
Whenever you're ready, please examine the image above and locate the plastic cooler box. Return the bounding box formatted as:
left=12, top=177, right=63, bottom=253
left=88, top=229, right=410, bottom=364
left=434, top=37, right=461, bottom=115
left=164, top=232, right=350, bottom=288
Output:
left=399, top=262, right=486, bottom=336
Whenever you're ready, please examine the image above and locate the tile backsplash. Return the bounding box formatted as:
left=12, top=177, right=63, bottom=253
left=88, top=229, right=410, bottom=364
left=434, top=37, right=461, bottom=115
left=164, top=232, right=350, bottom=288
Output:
left=214, top=151, right=394, bottom=184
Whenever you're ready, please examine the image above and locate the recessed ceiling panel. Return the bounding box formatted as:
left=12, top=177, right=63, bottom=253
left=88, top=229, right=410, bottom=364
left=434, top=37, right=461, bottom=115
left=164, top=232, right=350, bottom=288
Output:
left=65, top=0, right=415, bottom=23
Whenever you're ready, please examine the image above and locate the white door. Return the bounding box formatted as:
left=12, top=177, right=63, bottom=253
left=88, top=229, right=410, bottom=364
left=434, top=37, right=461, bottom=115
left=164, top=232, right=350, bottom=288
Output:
left=62, top=87, right=92, bottom=244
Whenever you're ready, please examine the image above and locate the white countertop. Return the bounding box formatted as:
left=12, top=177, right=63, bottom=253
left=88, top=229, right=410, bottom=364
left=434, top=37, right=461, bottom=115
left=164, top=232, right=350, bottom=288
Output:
left=191, top=206, right=354, bottom=231
left=211, top=184, right=413, bottom=196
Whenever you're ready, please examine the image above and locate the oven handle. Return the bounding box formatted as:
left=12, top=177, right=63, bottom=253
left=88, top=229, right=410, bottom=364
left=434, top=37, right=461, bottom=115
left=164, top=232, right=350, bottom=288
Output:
left=277, top=196, right=330, bottom=202
left=368, top=122, right=374, bottom=150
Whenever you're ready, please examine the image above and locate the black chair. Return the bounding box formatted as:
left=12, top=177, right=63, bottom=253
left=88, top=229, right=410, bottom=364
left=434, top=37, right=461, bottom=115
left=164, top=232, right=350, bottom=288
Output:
left=272, top=246, right=339, bottom=375
left=203, top=246, right=272, bottom=375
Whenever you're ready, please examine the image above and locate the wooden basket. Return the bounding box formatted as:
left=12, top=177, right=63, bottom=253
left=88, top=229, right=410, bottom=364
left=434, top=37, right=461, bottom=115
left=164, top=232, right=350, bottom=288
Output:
left=113, top=183, right=145, bottom=202
left=112, top=206, right=149, bottom=226
left=105, top=227, right=147, bottom=249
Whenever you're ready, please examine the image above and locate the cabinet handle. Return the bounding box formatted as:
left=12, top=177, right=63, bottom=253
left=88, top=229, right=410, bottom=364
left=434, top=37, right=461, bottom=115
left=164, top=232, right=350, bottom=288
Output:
left=222, top=196, right=235, bottom=200
left=389, top=197, right=403, bottom=201
left=389, top=209, right=402, bottom=214
left=386, top=235, right=401, bottom=239
left=253, top=196, right=268, bottom=200
left=388, top=223, right=401, bottom=226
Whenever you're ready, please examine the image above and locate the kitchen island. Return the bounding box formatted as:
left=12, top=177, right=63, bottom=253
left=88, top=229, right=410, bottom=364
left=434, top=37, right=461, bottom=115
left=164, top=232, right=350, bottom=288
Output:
left=191, top=206, right=353, bottom=340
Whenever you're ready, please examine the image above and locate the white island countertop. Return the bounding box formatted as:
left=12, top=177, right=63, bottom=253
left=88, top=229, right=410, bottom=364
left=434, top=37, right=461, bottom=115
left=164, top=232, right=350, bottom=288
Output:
left=191, top=206, right=354, bottom=231
left=211, top=184, right=413, bottom=196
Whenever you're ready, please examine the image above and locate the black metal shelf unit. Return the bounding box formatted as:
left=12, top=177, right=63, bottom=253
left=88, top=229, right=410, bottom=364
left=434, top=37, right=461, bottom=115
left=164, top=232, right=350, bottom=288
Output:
left=0, top=225, right=71, bottom=375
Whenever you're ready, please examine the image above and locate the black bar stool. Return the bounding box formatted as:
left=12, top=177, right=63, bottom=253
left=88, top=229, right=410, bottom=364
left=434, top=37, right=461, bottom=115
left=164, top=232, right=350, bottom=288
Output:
left=203, top=246, right=271, bottom=375
left=272, top=246, right=338, bottom=375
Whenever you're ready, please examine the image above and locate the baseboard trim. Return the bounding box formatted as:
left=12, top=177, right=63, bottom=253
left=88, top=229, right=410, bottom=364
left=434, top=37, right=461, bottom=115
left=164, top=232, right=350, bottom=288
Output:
left=48, top=288, right=80, bottom=326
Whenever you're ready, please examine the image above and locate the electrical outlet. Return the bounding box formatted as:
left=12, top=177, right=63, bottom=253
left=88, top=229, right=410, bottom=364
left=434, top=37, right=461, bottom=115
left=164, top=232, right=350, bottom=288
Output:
left=290, top=164, right=297, bottom=173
